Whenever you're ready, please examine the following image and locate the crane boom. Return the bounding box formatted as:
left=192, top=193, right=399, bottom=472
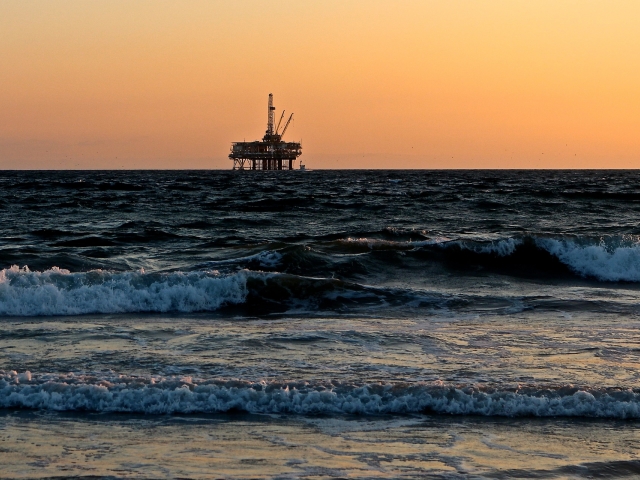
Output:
left=275, top=110, right=286, bottom=135
left=280, top=113, right=294, bottom=138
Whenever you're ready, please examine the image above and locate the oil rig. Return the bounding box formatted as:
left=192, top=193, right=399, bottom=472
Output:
left=229, top=94, right=302, bottom=170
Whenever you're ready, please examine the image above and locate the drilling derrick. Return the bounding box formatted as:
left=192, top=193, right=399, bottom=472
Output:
left=266, top=93, right=275, bottom=137
left=229, top=94, right=303, bottom=170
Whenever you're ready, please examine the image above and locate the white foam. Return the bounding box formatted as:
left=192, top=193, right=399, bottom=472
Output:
left=1, top=372, right=639, bottom=418
left=340, top=237, right=448, bottom=250
left=341, top=237, right=520, bottom=257
left=0, top=266, right=248, bottom=316
left=455, top=238, right=522, bottom=256
left=537, top=238, right=640, bottom=282
left=446, top=236, right=640, bottom=282
left=253, top=250, right=284, bottom=268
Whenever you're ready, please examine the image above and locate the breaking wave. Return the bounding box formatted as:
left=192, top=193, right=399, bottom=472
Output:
left=535, top=238, right=640, bottom=282
left=0, top=266, right=248, bottom=316
left=0, top=265, right=439, bottom=317
left=3, top=233, right=640, bottom=317
left=328, top=234, right=640, bottom=283
left=469, top=236, right=640, bottom=282
left=2, top=371, right=640, bottom=418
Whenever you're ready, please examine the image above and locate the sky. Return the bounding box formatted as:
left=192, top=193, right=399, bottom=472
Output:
left=1, top=1, right=639, bottom=169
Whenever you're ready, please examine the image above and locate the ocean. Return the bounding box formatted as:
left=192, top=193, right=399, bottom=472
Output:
left=1, top=169, right=640, bottom=478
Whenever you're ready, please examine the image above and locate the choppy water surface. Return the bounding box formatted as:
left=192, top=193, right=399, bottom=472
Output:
left=2, top=170, right=640, bottom=477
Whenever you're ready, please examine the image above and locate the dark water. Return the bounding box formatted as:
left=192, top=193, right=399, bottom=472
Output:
left=2, top=170, right=640, bottom=477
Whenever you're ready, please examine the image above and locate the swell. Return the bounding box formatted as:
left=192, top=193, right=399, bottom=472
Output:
left=0, top=265, right=445, bottom=316
left=320, top=234, right=640, bottom=282
left=200, top=234, right=640, bottom=283
left=2, top=371, right=640, bottom=418
left=3, top=233, right=640, bottom=317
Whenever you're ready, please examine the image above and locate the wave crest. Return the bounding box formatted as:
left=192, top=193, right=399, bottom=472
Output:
left=535, top=238, right=640, bottom=282
left=0, top=266, right=247, bottom=316
left=326, top=233, right=640, bottom=282
left=2, top=371, right=640, bottom=418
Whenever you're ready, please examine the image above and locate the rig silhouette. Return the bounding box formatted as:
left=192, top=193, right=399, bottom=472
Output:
left=229, top=94, right=302, bottom=170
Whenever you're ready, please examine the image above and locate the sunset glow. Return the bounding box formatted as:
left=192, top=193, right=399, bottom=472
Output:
left=1, top=1, right=639, bottom=169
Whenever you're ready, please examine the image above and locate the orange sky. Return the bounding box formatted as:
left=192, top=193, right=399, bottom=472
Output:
left=1, top=1, right=639, bottom=169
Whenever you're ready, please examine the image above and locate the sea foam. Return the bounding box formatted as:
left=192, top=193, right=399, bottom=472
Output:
left=445, top=236, right=640, bottom=282
left=457, top=237, right=522, bottom=256
left=0, top=266, right=247, bottom=316
left=1, top=372, right=639, bottom=418
left=536, top=238, right=640, bottom=282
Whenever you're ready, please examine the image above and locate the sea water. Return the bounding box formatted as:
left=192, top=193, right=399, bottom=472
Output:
left=1, top=170, right=640, bottom=477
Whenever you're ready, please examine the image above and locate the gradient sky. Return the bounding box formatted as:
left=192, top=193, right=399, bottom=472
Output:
left=1, top=1, right=639, bottom=169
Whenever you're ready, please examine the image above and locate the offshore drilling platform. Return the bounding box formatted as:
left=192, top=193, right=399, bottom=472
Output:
left=229, top=94, right=302, bottom=170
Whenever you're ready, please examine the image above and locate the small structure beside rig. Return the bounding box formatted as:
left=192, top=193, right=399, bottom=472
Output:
left=230, top=94, right=302, bottom=170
